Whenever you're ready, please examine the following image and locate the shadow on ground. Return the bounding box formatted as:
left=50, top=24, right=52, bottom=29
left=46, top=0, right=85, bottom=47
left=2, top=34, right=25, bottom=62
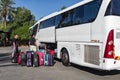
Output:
left=71, top=63, right=120, bottom=76
left=0, top=63, right=19, bottom=67
left=0, top=52, right=18, bottom=67
left=0, top=53, right=11, bottom=61
left=0, top=53, right=11, bottom=57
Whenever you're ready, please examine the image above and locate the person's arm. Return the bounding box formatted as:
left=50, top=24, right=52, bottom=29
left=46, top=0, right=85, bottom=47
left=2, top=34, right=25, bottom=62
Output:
left=29, top=41, right=30, bottom=47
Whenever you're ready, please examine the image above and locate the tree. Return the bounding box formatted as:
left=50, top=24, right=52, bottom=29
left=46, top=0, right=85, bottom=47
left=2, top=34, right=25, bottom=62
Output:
left=11, top=7, right=35, bottom=27
left=10, top=7, right=35, bottom=44
left=0, top=0, right=15, bottom=29
left=61, top=6, right=67, bottom=10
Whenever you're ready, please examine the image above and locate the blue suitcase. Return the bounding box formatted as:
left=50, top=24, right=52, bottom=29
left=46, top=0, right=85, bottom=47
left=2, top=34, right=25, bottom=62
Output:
left=44, top=53, right=54, bottom=66
left=44, top=54, right=48, bottom=66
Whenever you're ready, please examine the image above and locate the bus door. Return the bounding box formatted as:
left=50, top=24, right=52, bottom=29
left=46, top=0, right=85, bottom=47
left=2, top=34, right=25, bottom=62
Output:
left=37, top=26, right=56, bottom=43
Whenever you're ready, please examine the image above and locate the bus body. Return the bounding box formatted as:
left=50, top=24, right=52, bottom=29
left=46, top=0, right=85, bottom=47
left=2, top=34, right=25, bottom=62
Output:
left=30, top=0, right=120, bottom=70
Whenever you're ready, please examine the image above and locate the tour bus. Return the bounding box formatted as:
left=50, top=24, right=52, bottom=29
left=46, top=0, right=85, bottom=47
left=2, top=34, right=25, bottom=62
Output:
left=29, top=0, right=120, bottom=70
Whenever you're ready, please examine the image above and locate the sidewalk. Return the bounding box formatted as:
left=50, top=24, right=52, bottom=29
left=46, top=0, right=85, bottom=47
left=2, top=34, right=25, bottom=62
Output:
left=0, top=47, right=12, bottom=53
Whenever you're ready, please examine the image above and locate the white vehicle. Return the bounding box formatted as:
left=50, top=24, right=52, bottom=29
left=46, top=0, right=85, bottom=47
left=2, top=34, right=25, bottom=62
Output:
left=29, top=0, right=120, bottom=70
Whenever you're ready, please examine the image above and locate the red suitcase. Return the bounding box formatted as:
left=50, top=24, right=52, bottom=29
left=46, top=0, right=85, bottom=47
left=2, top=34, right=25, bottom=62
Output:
left=18, top=53, right=21, bottom=65
left=18, top=52, right=26, bottom=65
left=49, top=50, right=55, bottom=55
left=37, top=51, right=44, bottom=66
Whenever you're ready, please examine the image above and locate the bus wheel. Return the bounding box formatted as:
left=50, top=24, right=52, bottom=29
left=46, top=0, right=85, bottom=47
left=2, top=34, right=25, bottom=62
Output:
left=61, top=49, right=69, bottom=66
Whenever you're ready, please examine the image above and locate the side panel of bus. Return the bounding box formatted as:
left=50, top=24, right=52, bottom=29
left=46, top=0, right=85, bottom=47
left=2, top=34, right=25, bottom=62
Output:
left=56, top=24, right=91, bottom=42
left=57, top=42, right=103, bottom=69
left=56, top=23, right=103, bottom=69
left=37, top=27, right=56, bottom=43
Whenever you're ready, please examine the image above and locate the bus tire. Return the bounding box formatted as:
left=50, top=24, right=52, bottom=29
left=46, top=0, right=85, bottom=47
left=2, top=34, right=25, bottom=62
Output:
left=61, top=49, right=70, bottom=66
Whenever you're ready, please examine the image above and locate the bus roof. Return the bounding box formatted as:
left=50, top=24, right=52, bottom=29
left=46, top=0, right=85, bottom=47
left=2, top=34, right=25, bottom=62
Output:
left=40, top=0, right=93, bottom=21
left=30, top=0, right=93, bottom=29
left=58, top=0, right=93, bottom=14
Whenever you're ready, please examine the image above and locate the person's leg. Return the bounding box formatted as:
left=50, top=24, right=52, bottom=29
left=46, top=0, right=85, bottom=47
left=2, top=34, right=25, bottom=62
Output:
left=11, top=46, right=15, bottom=58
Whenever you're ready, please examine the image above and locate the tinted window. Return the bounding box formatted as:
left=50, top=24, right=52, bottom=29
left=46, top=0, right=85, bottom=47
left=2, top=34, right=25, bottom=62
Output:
left=40, top=0, right=102, bottom=29
left=55, top=14, right=62, bottom=28
left=39, top=22, right=43, bottom=29
left=73, top=6, right=84, bottom=25
left=58, top=0, right=102, bottom=27
left=40, top=17, right=56, bottom=29
left=61, top=11, right=74, bottom=27
left=105, top=0, right=120, bottom=16
left=83, top=0, right=102, bottom=23
left=33, top=24, right=38, bottom=35
left=73, top=0, right=102, bottom=24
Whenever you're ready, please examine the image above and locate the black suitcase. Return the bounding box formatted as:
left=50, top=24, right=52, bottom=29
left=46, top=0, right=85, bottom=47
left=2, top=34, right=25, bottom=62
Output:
left=11, top=51, right=19, bottom=63
left=33, top=53, right=39, bottom=67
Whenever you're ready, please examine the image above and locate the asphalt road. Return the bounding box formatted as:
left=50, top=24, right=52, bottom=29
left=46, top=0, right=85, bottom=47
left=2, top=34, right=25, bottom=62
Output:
left=0, top=47, right=120, bottom=80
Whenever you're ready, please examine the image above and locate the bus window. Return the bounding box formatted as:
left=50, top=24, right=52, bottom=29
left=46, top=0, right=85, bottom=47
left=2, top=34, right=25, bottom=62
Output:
left=105, top=0, right=120, bottom=16
left=73, top=6, right=84, bottom=25
left=73, top=0, right=102, bottom=25
left=40, top=17, right=56, bottom=29
left=61, top=11, right=74, bottom=27
left=84, top=0, right=102, bottom=23
left=33, top=24, right=38, bottom=35
left=55, top=14, right=62, bottom=28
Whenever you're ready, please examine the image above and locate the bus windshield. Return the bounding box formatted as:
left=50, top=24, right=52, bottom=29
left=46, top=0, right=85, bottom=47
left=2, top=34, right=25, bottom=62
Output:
left=105, top=0, right=120, bottom=16
left=29, top=24, right=38, bottom=36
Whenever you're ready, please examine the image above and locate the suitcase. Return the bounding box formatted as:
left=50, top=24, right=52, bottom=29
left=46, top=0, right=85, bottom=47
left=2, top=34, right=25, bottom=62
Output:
left=49, top=50, right=55, bottom=55
left=33, top=53, right=39, bottom=67
left=37, top=51, right=44, bottom=66
left=20, top=52, right=26, bottom=66
left=44, top=53, right=49, bottom=66
left=48, top=54, right=54, bottom=66
left=26, top=51, right=33, bottom=67
left=11, top=51, right=19, bottom=63
left=18, top=53, right=21, bottom=65
left=18, top=52, right=25, bottom=65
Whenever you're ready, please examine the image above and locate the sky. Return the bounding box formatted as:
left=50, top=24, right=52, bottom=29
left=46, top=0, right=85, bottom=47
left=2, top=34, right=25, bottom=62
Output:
left=14, top=0, right=82, bottom=20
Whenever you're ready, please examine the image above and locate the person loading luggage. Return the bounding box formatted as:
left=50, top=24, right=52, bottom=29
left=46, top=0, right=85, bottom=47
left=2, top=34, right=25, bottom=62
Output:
left=29, top=34, right=37, bottom=52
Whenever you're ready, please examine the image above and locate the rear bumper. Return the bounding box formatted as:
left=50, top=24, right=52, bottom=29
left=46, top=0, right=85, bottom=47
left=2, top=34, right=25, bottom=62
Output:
left=102, top=58, right=120, bottom=70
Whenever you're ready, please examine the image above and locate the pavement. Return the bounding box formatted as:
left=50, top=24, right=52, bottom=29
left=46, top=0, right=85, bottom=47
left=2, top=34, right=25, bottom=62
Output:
left=1, top=47, right=120, bottom=80
left=0, top=47, right=83, bottom=80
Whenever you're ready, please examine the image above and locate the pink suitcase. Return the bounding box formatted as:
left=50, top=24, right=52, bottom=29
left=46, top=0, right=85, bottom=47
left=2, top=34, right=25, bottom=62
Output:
left=37, top=51, right=44, bottom=66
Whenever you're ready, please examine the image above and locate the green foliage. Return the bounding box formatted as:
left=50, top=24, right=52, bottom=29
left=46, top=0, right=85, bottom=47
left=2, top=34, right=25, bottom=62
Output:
left=0, top=0, right=15, bottom=29
left=10, top=7, right=35, bottom=42
left=0, top=0, right=35, bottom=45
left=61, top=6, right=67, bottom=10
left=13, top=7, right=35, bottom=27
left=10, top=25, right=30, bottom=40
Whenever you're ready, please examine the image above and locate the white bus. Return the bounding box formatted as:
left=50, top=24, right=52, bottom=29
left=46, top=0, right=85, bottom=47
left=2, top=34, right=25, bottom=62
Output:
left=30, top=0, right=120, bottom=70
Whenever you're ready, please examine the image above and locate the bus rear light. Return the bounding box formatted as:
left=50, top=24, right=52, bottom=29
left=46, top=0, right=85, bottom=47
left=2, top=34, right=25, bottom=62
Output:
left=108, top=40, right=113, bottom=45
left=104, top=29, right=114, bottom=59
left=108, top=51, right=113, bottom=55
